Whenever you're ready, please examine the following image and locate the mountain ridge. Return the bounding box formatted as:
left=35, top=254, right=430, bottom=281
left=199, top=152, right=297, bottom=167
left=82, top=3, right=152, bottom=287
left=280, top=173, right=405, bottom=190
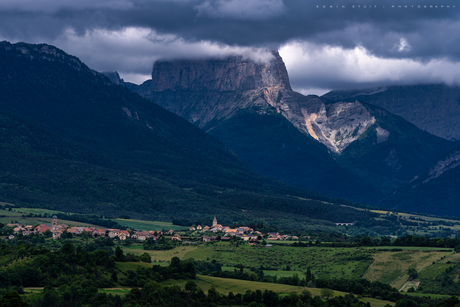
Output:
left=323, top=84, right=460, bottom=141
left=128, top=52, right=455, bottom=209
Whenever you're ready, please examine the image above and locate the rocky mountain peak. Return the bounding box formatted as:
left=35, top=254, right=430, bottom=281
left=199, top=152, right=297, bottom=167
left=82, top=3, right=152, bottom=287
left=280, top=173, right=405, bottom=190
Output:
left=150, top=51, right=292, bottom=92
left=0, top=41, right=86, bottom=72
left=101, top=71, right=125, bottom=85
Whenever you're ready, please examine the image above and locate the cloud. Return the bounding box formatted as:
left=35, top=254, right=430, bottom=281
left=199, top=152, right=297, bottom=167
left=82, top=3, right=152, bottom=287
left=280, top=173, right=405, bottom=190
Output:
left=0, top=0, right=133, bottom=13
left=1, top=0, right=460, bottom=89
left=46, top=27, right=273, bottom=83
left=280, top=41, right=460, bottom=94
left=195, top=0, right=285, bottom=20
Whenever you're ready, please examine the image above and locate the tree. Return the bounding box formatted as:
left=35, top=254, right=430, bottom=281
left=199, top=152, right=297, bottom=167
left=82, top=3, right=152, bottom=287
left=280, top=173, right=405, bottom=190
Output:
left=320, top=288, right=334, bottom=300
left=139, top=253, right=151, bottom=263
left=436, top=296, right=460, bottom=307
left=115, top=246, right=125, bottom=262
left=407, top=268, right=418, bottom=280
left=306, top=267, right=312, bottom=282
left=0, top=291, right=29, bottom=307
left=43, top=229, right=52, bottom=238
left=185, top=280, right=198, bottom=293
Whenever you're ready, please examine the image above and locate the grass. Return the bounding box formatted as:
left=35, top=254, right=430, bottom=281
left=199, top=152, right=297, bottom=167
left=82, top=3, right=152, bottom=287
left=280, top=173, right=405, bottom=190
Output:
left=182, top=245, right=374, bottom=280
left=119, top=245, right=198, bottom=261
left=363, top=250, right=449, bottom=288
left=116, top=261, right=154, bottom=272
left=360, top=297, right=394, bottom=307
left=111, top=218, right=185, bottom=231
left=404, top=292, right=454, bottom=299
left=363, top=246, right=453, bottom=252
left=164, top=275, right=394, bottom=307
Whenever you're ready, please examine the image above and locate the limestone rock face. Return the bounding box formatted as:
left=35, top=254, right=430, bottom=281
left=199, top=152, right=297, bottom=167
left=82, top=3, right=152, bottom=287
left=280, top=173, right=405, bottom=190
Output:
left=138, top=51, right=378, bottom=153
left=423, top=148, right=460, bottom=183
left=272, top=93, right=376, bottom=153
left=150, top=51, right=291, bottom=92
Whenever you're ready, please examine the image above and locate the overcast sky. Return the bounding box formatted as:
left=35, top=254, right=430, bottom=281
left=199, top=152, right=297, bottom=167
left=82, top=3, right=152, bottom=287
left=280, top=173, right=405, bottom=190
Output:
left=0, top=0, right=459, bottom=95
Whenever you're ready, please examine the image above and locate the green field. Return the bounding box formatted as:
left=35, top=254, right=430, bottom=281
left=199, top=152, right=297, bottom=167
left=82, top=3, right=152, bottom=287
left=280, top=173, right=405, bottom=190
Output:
left=363, top=246, right=453, bottom=252
left=111, top=218, right=185, bottom=231
left=363, top=250, right=452, bottom=288
left=119, top=244, right=198, bottom=261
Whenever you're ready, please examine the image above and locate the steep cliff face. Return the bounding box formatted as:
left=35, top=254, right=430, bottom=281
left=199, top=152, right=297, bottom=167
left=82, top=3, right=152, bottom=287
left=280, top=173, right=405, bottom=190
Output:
left=141, top=52, right=376, bottom=153
left=268, top=91, right=377, bottom=153
left=150, top=51, right=291, bottom=92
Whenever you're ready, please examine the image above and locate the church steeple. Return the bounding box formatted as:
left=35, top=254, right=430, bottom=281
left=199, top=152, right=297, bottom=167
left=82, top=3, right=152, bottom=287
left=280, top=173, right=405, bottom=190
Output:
left=212, top=216, right=217, bottom=227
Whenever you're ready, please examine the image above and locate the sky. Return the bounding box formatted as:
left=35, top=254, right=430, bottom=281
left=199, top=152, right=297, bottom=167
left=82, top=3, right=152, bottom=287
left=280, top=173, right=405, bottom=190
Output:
left=0, top=0, right=459, bottom=95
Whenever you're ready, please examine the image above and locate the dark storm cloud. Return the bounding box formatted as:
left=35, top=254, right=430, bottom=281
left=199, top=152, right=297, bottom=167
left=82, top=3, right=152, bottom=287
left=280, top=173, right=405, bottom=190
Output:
left=1, top=0, right=459, bottom=59
left=1, top=0, right=459, bottom=90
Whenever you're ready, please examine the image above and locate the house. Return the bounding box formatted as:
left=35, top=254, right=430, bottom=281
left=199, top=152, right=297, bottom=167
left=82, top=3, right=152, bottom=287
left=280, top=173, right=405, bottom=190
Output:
left=171, top=234, right=182, bottom=241
left=35, top=225, right=52, bottom=234
left=202, top=226, right=210, bottom=232
left=189, top=226, right=196, bottom=231
left=202, top=236, right=211, bottom=242
left=93, top=229, right=106, bottom=237
left=52, top=231, right=62, bottom=240
left=168, top=229, right=175, bottom=235
left=8, top=235, right=14, bottom=240
left=221, top=236, right=231, bottom=241
left=335, top=223, right=354, bottom=226
left=236, top=228, right=245, bottom=235
left=13, top=227, right=26, bottom=234
left=225, top=228, right=237, bottom=235
left=242, top=236, right=258, bottom=242
left=196, top=225, right=202, bottom=230
left=66, top=228, right=79, bottom=235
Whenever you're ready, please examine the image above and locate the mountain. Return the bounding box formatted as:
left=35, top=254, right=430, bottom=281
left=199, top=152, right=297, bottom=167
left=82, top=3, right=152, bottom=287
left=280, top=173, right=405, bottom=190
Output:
left=322, top=84, right=460, bottom=141
left=381, top=146, right=460, bottom=217
left=130, top=52, right=455, bottom=206
left=0, top=41, right=372, bottom=227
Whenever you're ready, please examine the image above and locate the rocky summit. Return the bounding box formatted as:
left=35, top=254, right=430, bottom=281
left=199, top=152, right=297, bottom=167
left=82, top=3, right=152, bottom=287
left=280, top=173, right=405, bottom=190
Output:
left=149, top=51, right=291, bottom=92
left=137, top=51, right=379, bottom=154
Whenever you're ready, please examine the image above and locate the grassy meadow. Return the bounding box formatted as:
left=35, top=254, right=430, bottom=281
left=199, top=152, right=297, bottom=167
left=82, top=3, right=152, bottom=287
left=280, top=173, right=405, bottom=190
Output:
left=111, top=218, right=183, bottom=231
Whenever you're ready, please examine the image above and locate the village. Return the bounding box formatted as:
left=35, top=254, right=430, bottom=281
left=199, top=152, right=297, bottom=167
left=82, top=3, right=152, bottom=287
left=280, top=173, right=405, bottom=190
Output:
left=5, top=216, right=301, bottom=244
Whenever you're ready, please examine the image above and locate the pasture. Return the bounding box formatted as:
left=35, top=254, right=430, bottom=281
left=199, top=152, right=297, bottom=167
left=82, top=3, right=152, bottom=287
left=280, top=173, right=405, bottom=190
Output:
left=362, top=250, right=452, bottom=288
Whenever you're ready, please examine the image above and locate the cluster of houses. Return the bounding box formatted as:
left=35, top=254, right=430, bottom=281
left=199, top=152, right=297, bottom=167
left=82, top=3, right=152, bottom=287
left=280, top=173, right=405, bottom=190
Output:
left=6, top=216, right=304, bottom=243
